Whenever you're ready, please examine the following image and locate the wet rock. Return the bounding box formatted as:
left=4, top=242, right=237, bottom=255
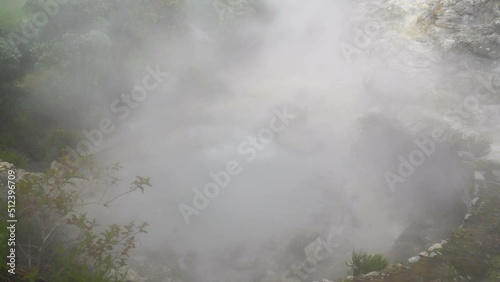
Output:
left=428, top=243, right=443, bottom=252
left=365, top=271, right=379, bottom=276
left=0, top=162, right=15, bottom=171
left=475, top=171, right=485, bottom=181
left=408, top=256, right=420, bottom=263
left=471, top=197, right=480, bottom=206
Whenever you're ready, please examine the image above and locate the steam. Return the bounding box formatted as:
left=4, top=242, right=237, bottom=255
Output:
left=85, top=1, right=464, bottom=281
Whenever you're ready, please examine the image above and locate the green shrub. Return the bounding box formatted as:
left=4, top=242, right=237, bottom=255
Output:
left=49, top=248, right=117, bottom=282
left=0, top=37, right=22, bottom=82
left=346, top=250, right=388, bottom=276
left=0, top=149, right=25, bottom=167
left=486, top=255, right=500, bottom=281
left=1, top=155, right=151, bottom=281
left=0, top=133, right=15, bottom=148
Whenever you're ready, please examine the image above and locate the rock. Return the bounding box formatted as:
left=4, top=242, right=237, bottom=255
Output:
left=428, top=243, right=443, bottom=252
left=429, top=252, right=438, bottom=258
left=440, top=240, right=448, bottom=245
left=0, top=162, right=15, bottom=171
left=475, top=171, right=485, bottom=181
left=471, top=197, right=480, bottom=206
left=365, top=271, right=379, bottom=276
left=346, top=276, right=354, bottom=281
left=419, top=251, right=429, bottom=257
left=474, top=185, right=480, bottom=196
left=408, top=256, right=420, bottom=263
left=124, top=268, right=142, bottom=282
left=464, top=213, right=472, bottom=220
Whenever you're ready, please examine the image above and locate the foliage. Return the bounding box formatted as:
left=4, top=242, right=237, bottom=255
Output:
left=49, top=253, right=115, bottom=282
left=0, top=0, right=191, bottom=165
left=213, top=0, right=257, bottom=24
left=29, top=40, right=66, bottom=70
left=124, top=0, right=187, bottom=40
left=0, top=149, right=26, bottom=168
left=0, top=0, right=26, bottom=28
left=346, top=250, right=389, bottom=276
left=487, top=255, right=500, bottom=281
left=0, top=37, right=22, bottom=83
left=0, top=155, right=151, bottom=281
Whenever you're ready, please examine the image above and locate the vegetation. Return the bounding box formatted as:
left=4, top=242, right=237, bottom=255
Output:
left=0, top=0, right=189, bottom=167
left=0, top=0, right=260, bottom=280
left=0, top=0, right=263, bottom=168
left=0, top=155, right=151, bottom=281
left=341, top=170, right=500, bottom=281
left=346, top=250, right=389, bottom=276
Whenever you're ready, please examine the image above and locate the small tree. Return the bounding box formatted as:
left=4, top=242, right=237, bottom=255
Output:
left=1, top=155, right=151, bottom=281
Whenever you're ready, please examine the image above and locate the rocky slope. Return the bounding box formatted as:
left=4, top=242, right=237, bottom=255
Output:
left=345, top=169, right=500, bottom=281
left=329, top=0, right=500, bottom=281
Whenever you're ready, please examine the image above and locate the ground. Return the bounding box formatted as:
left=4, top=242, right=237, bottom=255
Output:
left=348, top=169, right=500, bottom=282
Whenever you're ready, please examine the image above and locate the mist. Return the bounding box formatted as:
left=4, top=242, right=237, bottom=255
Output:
left=3, top=0, right=492, bottom=281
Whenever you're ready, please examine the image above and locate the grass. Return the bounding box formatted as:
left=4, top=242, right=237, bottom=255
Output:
left=344, top=170, right=500, bottom=281
left=346, top=250, right=389, bottom=276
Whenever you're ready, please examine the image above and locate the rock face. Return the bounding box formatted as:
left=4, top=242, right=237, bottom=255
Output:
left=421, top=0, right=500, bottom=59
left=348, top=115, right=472, bottom=261
left=317, top=0, right=500, bottom=280
left=346, top=159, right=500, bottom=281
